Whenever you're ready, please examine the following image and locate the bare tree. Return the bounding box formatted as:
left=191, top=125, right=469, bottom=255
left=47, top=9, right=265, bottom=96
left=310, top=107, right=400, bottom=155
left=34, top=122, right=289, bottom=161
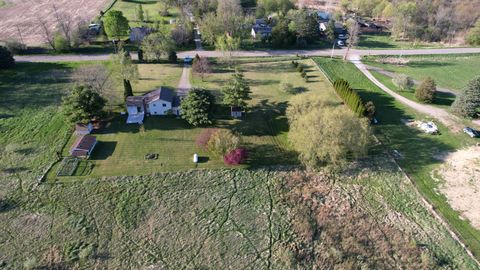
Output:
left=344, top=18, right=360, bottom=60
left=37, top=18, right=56, bottom=50
left=71, top=65, right=117, bottom=103
left=192, top=56, right=212, bottom=81
left=52, top=4, right=74, bottom=49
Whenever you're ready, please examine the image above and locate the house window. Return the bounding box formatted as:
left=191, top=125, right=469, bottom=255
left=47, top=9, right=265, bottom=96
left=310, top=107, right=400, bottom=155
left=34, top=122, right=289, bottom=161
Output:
left=137, top=106, right=142, bottom=112
left=163, top=103, right=167, bottom=107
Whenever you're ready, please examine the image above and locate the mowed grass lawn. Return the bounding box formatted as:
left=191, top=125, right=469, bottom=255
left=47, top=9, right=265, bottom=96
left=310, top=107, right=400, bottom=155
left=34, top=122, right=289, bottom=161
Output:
left=314, top=56, right=480, bottom=259
left=357, top=32, right=457, bottom=50
left=57, top=58, right=336, bottom=178
left=364, top=54, right=480, bottom=92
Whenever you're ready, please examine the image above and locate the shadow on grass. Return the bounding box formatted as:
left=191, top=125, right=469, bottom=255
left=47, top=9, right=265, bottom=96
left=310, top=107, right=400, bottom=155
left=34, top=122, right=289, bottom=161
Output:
left=91, top=141, right=117, bottom=160
left=434, top=92, right=455, bottom=106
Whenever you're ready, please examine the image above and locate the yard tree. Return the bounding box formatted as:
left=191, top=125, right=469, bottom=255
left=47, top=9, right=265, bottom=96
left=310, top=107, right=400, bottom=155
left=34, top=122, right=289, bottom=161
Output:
left=287, top=92, right=371, bottom=167
left=288, top=10, right=320, bottom=45
left=466, top=20, right=480, bottom=45
left=180, top=88, right=215, bottom=126
left=136, top=4, right=145, bottom=22
left=415, top=77, right=436, bottom=103
left=392, top=74, right=414, bottom=91
left=71, top=65, right=116, bottom=103
left=271, top=17, right=296, bottom=48
left=0, top=46, right=15, bottom=69
left=344, top=18, right=360, bottom=60
left=141, top=32, right=176, bottom=61
left=103, top=10, right=129, bottom=40
left=222, top=70, right=251, bottom=109
left=325, top=20, right=336, bottom=42
left=61, top=85, right=106, bottom=123
left=452, top=76, right=480, bottom=118
left=111, top=48, right=139, bottom=100
left=215, top=34, right=240, bottom=62
left=192, top=56, right=212, bottom=81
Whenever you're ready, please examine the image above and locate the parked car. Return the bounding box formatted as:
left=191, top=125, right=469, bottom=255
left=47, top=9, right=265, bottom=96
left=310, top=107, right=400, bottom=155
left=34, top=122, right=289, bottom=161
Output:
left=336, top=39, right=345, bottom=47
left=463, top=127, right=480, bottom=138
left=418, top=121, right=439, bottom=134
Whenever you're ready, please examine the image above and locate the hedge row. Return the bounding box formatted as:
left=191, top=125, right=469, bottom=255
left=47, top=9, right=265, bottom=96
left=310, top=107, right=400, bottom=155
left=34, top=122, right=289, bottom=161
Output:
left=333, top=79, right=366, bottom=117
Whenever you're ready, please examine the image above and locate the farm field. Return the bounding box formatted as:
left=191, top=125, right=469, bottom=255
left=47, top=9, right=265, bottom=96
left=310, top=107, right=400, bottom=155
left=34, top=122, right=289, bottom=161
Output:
left=0, top=0, right=108, bottom=46
left=363, top=54, right=480, bottom=92
left=1, top=158, right=478, bottom=268
left=314, top=56, right=480, bottom=259
left=111, top=0, right=180, bottom=30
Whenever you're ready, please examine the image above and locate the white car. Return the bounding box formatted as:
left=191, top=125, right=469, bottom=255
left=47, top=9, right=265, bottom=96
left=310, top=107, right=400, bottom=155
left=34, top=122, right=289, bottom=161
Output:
left=463, top=127, right=480, bottom=138
left=418, top=121, right=438, bottom=134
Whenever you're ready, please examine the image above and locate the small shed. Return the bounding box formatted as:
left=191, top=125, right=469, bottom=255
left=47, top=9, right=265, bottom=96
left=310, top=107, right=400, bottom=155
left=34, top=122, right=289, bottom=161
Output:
left=231, top=107, right=243, bottom=118
left=75, top=123, right=94, bottom=136
left=70, top=135, right=97, bottom=158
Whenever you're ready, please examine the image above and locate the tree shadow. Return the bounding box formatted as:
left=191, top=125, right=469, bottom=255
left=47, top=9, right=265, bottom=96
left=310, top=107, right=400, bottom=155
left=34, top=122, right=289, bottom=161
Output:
left=434, top=92, right=455, bottom=106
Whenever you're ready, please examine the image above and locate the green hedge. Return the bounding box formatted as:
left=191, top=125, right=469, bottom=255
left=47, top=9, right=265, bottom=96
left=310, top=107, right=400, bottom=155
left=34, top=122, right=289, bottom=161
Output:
left=333, top=79, right=366, bottom=117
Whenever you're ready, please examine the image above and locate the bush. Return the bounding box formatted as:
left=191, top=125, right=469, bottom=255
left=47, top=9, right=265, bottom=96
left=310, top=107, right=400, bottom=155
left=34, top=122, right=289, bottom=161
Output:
left=4, top=40, right=26, bottom=54
left=296, top=65, right=304, bottom=72
left=54, top=33, right=70, bottom=52
left=207, top=129, right=240, bottom=156
left=291, top=60, right=299, bottom=68
left=365, top=101, right=376, bottom=120
left=281, top=81, right=294, bottom=93
left=415, top=77, right=436, bottom=103
left=168, top=51, right=178, bottom=63
left=224, top=148, right=248, bottom=165
left=300, top=71, right=307, bottom=78
left=196, top=128, right=218, bottom=150
left=0, top=45, right=15, bottom=69
left=466, top=20, right=480, bottom=45
left=392, top=74, right=414, bottom=91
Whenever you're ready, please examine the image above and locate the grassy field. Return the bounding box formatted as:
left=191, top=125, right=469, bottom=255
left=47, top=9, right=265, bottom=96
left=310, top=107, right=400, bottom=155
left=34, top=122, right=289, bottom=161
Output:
left=364, top=54, right=480, bottom=92
left=357, top=32, right=455, bottom=50
left=370, top=70, right=456, bottom=109
left=2, top=157, right=478, bottom=268
left=314, top=56, right=480, bottom=260
left=0, top=62, right=96, bottom=194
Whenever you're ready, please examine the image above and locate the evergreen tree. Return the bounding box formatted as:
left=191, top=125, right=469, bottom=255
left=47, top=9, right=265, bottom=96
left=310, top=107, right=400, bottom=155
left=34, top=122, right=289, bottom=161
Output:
left=61, top=85, right=106, bottom=123
left=136, top=5, right=145, bottom=22
left=415, top=77, right=436, bottom=103
left=222, top=70, right=251, bottom=109
left=180, top=88, right=215, bottom=126
left=0, top=45, right=15, bottom=69
left=452, top=76, right=480, bottom=118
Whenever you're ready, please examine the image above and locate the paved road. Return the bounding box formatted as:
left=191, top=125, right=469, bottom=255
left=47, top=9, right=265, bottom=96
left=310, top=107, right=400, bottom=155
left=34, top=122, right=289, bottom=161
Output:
left=349, top=55, right=480, bottom=131
left=15, top=47, right=480, bottom=62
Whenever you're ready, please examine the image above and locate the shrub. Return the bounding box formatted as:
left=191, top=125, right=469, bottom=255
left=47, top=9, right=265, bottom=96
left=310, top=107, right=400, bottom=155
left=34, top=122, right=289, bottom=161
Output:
left=300, top=71, right=307, bottom=78
left=280, top=81, right=294, bottom=93
left=196, top=128, right=218, bottom=150
left=451, top=76, right=480, bottom=118
left=168, top=51, right=178, bottom=63
left=415, top=77, right=436, bottom=103
left=296, top=65, right=304, bottom=72
left=4, top=39, right=26, bottom=54
left=0, top=45, right=15, bottom=69
left=291, top=60, right=299, bottom=68
left=392, top=74, right=414, bottom=91
left=54, top=33, right=70, bottom=52
left=332, top=79, right=366, bottom=117
left=466, top=20, right=480, bottom=46
left=224, top=148, right=248, bottom=165
left=365, top=101, right=376, bottom=120
left=207, top=129, right=240, bottom=156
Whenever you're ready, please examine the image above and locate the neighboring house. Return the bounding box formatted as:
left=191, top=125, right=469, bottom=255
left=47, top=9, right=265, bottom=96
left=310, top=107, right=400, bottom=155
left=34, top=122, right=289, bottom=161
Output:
left=75, top=122, right=94, bottom=136
left=231, top=107, right=243, bottom=118
left=129, top=27, right=153, bottom=43
left=316, top=11, right=331, bottom=22
left=70, top=135, right=97, bottom=158
left=251, top=19, right=272, bottom=39
left=126, top=87, right=181, bottom=124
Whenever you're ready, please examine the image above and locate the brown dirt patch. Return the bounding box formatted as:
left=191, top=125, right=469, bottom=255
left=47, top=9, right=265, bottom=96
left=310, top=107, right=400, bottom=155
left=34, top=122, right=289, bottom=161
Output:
left=0, top=0, right=107, bottom=46
left=437, top=146, right=480, bottom=229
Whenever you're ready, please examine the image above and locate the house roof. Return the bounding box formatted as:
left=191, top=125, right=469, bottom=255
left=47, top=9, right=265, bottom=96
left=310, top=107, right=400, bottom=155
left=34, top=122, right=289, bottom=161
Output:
left=231, top=106, right=243, bottom=112
left=71, top=135, right=97, bottom=152
left=75, top=123, right=91, bottom=131
left=143, top=87, right=174, bottom=104
left=172, top=95, right=181, bottom=107
left=126, top=96, right=145, bottom=107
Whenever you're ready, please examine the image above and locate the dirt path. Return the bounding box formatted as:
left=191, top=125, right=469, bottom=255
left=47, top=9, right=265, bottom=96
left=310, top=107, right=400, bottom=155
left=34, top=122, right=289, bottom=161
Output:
left=176, top=65, right=191, bottom=97
left=349, top=55, right=479, bottom=132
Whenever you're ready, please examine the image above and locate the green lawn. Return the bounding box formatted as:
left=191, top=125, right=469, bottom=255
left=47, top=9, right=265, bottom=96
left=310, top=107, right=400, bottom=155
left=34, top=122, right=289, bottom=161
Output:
left=357, top=32, right=456, bottom=50
left=370, top=70, right=456, bottom=109
left=314, top=56, right=480, bottom=260
left=364, top=54, right=480, bottom=92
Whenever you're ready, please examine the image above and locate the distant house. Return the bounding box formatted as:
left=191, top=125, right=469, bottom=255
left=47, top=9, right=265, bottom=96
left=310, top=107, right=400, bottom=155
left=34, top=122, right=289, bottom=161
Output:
left=316, top=11, right=331, bottom=22
left=88, top=23, right=102, bottom=35
left=70, top=135, right=97, bottom=158
left=231, top=107, right=243, bottom=118
left=75, top=122, right=94, bottom=136
left=129, top=27, right=153, bottom=43
left=126, top=87, right=181, bottom=124
left=251, top=19, right=272, bottom=39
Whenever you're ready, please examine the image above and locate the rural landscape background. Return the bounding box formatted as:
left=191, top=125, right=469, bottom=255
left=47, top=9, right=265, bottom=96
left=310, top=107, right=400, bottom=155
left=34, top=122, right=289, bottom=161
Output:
left=1, top=0, right=480, bottom=269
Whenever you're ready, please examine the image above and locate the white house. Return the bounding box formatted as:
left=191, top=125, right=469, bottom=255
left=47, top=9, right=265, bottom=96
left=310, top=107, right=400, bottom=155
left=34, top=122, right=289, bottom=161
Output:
left=126, top=87, right=181, bottom=124
left=251, top=19, right=272, bottom=39
left=231, top=107, right=243, bottom=118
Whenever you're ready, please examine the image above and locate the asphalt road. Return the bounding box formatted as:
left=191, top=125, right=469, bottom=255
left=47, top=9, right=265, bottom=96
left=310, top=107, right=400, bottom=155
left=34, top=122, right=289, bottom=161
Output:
left=14, top=47, right=480, bottom=62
